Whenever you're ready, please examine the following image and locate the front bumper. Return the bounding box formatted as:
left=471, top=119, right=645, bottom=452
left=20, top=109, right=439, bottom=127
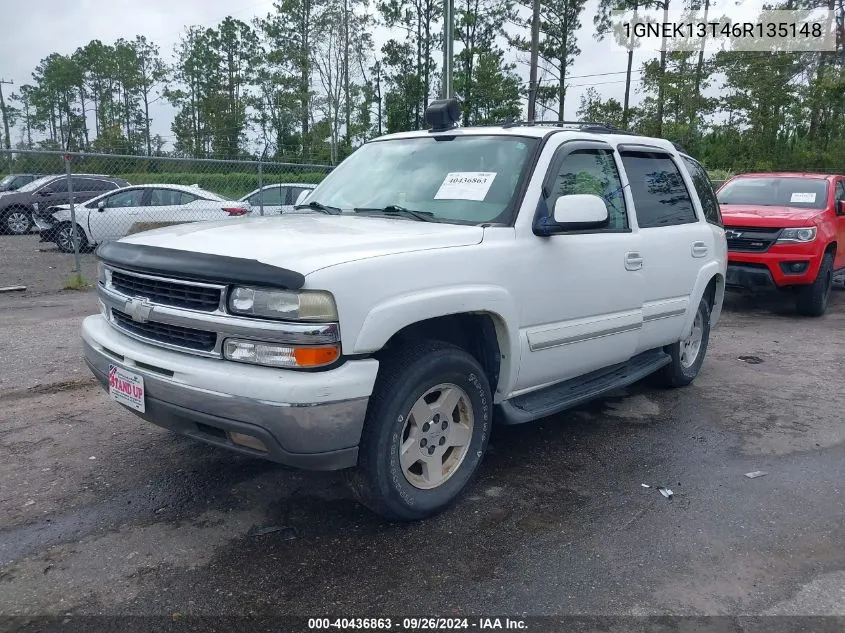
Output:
left=32, top=214, right=58, bottom=240
left=82, top=315, right=379, bottom=470
left=727, top=240, right=823, bottom=289
left=725, top=263, right=778, bottom=291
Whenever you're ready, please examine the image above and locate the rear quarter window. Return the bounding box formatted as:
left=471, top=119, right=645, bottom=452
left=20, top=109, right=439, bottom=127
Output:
left=682, top=156, right=722, bottom=226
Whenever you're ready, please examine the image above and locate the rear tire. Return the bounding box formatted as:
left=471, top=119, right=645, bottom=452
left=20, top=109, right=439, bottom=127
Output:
left=55, top=222, right=89, bottom=253
left=657, top=296, right=711, bottom=388
left=348, top=340, right=492, bottom=522
left=795, top=252, right=833, bottom=317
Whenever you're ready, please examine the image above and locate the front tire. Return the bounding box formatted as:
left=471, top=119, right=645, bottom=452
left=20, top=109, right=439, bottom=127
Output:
left=55, top=222, right=89, bottom=253
left=795, top=252, right=833, bottom=317
left=4, top=208, right=33, bottom=235
left=349, top=340, right=492, bottom=522
left=657, top=296, right=712, bottom=388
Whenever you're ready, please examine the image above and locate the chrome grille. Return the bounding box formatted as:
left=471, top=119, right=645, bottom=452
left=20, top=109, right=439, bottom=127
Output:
left=111, top=270, right=222, bottom=312
left=112, top=309, right=217, bottom=352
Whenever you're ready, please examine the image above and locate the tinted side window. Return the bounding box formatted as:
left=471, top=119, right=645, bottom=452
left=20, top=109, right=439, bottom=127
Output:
left=249, top=187, right=284, bottom=206
left=71, top=177, right=98, bottom=191
left=546, top=148, right=628, bottom=230
left=620, top=152, right=697, bottom=228
left=836, top=180, right=845, bottom=201
left=104, top=189, right=145, bottom=208
left=39, top=179, right=63, bottom=194
left=93, top=179, right=119, bottom=191
left=682, top=157, right=722, bottom=226
left=180, top=192, right=199, bottom=204
left=149, top=189, right=191, bottom=206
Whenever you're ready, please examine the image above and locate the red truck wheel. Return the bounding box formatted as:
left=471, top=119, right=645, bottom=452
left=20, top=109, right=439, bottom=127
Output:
left=795, top=252, right=834, bottom=317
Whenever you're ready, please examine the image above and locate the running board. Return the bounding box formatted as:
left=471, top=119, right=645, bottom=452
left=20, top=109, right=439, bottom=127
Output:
left=498, top=349, right=671, bottom=425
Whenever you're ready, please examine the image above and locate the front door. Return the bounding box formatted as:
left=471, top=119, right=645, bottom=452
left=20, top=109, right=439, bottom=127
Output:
left=87, top=188, right=147, bottom=243
left=512, top=141, right=644, bottom=394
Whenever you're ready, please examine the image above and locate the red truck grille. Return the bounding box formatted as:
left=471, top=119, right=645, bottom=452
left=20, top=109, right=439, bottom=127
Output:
left=724, top=226, right=782, bottom=253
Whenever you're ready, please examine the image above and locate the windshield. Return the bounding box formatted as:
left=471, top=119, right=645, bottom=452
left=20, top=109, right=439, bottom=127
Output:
left=305, top=135, right=539, bottom=224
left=16, top=175, right=57, bottom=193
left=0, top=175, right=15, bottom=191
left=718, top=177, right=829, bottom=209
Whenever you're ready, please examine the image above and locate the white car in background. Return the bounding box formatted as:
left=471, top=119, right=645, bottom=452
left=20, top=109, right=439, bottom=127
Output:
left=240, top=183, right=316, bottom=215
left=36, top=184, right=252, bottom=252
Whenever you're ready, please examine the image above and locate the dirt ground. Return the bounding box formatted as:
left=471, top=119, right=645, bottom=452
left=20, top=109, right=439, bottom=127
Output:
left=1, top=239, right=844, bottom=629
left=0, top=235, right=98, bottom=296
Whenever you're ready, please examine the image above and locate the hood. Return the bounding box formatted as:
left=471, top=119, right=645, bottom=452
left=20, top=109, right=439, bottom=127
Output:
left=720, top=204, right=826, bottom=226
left=0, top=191, right=34, bottom=208
left=117, top=214, right=485, bottom=275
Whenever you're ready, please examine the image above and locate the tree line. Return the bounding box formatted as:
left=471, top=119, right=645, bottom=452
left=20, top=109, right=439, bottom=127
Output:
left=0, top=0, right=843, bottom=172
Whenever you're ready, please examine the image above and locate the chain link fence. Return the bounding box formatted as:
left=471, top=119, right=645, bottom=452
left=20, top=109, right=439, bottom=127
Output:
left=0, top=149, right=333, bottom=290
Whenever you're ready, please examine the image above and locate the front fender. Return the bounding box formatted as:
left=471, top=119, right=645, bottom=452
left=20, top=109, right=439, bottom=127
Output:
left=52, top=208, right=94, bottom=243
left=353, top=285, right=520, bottom=400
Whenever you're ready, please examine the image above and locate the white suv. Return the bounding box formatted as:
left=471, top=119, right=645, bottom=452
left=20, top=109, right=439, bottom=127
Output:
left=82, top=100, right=727, bottom=521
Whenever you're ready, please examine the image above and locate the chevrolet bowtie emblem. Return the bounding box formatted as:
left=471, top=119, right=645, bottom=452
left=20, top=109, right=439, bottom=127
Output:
left=125, top=297, right=153, bottom=323
left=724, top=229, right=743, bottom=239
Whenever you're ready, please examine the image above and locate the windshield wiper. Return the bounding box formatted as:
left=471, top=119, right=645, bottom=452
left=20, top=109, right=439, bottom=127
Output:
left=353, top=205, right=437, bottom=222
left=293, top=200, right=342, bottom=214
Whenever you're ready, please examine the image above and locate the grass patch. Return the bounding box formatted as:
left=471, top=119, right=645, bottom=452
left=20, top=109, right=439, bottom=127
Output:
left=63, top=273, right=89, bottom=291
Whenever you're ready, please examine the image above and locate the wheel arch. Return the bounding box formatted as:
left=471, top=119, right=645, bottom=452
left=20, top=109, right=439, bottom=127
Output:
left=353, top=287, right=519, bottom=402
left=684, top=263, right=725, bottom=333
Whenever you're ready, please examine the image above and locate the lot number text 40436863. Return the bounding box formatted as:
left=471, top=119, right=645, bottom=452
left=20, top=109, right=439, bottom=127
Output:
left=307, top=618, right=527, bottom=630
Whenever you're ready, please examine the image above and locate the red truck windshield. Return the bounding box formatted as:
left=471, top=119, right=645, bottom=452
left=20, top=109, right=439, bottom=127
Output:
left=718, top=177, right=829, bottom=209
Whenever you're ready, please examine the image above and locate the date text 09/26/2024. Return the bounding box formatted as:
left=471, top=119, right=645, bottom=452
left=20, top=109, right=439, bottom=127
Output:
left=307, top=618, right=528, bottom=630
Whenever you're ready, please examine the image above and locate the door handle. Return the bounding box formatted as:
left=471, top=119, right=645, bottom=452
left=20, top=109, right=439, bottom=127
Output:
left=691, top=241, right=708, bottom=258
left=625, top=251, right=643, bottom=271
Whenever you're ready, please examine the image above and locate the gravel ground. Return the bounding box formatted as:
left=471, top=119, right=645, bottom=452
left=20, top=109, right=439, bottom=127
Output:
left=0, top=235, right=98, bottom=296
left=1, top=244, right=844, bottom=629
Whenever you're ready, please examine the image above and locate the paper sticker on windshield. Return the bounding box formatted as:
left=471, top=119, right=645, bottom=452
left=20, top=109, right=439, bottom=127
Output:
left=790, top=192, right=816, bottom=203
left=435, top=172, right=496, bottom=201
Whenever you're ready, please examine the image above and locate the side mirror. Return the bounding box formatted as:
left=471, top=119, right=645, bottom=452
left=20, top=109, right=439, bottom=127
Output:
left=552, top=194, right=609, bottom=229
left=97, top=200, right=106, bottom=211
left=839, top=200, right=845, bottom=216
left=295, top=189, right=311, bottom=205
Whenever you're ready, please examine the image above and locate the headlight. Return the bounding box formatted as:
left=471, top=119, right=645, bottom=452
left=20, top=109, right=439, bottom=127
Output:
left=777, top=227, right=816, bottom=243
left=228, top=286, right=337, bottom=321
left=97, top=262, right=111, bottom=285
left=223, top=339, right=340, bottom=368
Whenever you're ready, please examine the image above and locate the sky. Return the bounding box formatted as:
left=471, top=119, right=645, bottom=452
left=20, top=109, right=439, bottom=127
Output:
left=0, top=0, right=736, bottom=148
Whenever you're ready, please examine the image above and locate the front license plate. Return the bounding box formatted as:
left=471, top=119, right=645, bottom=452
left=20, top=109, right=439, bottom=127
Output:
left=108, top=364, right=145, bottom=413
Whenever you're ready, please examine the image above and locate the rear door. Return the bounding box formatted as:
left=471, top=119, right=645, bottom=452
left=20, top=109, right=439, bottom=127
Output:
left=248, top=185, right=286, bottom=215
left=141, top=188, right=230, bottom=228
left=619, top=148, right=714, bottom=352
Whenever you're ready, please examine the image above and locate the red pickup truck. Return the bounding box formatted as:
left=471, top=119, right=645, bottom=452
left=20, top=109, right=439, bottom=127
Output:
left=717, top=173, right=845, bottom=316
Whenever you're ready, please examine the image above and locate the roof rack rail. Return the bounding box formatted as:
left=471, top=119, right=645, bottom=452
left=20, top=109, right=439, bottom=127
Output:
left=499, top=118, right=639, bottom=135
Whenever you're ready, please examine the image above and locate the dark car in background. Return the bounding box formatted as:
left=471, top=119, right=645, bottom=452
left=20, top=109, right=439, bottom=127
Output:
left=0, top=174, right=131, bottom=235
left=0, top=173, right=42, bottom=194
